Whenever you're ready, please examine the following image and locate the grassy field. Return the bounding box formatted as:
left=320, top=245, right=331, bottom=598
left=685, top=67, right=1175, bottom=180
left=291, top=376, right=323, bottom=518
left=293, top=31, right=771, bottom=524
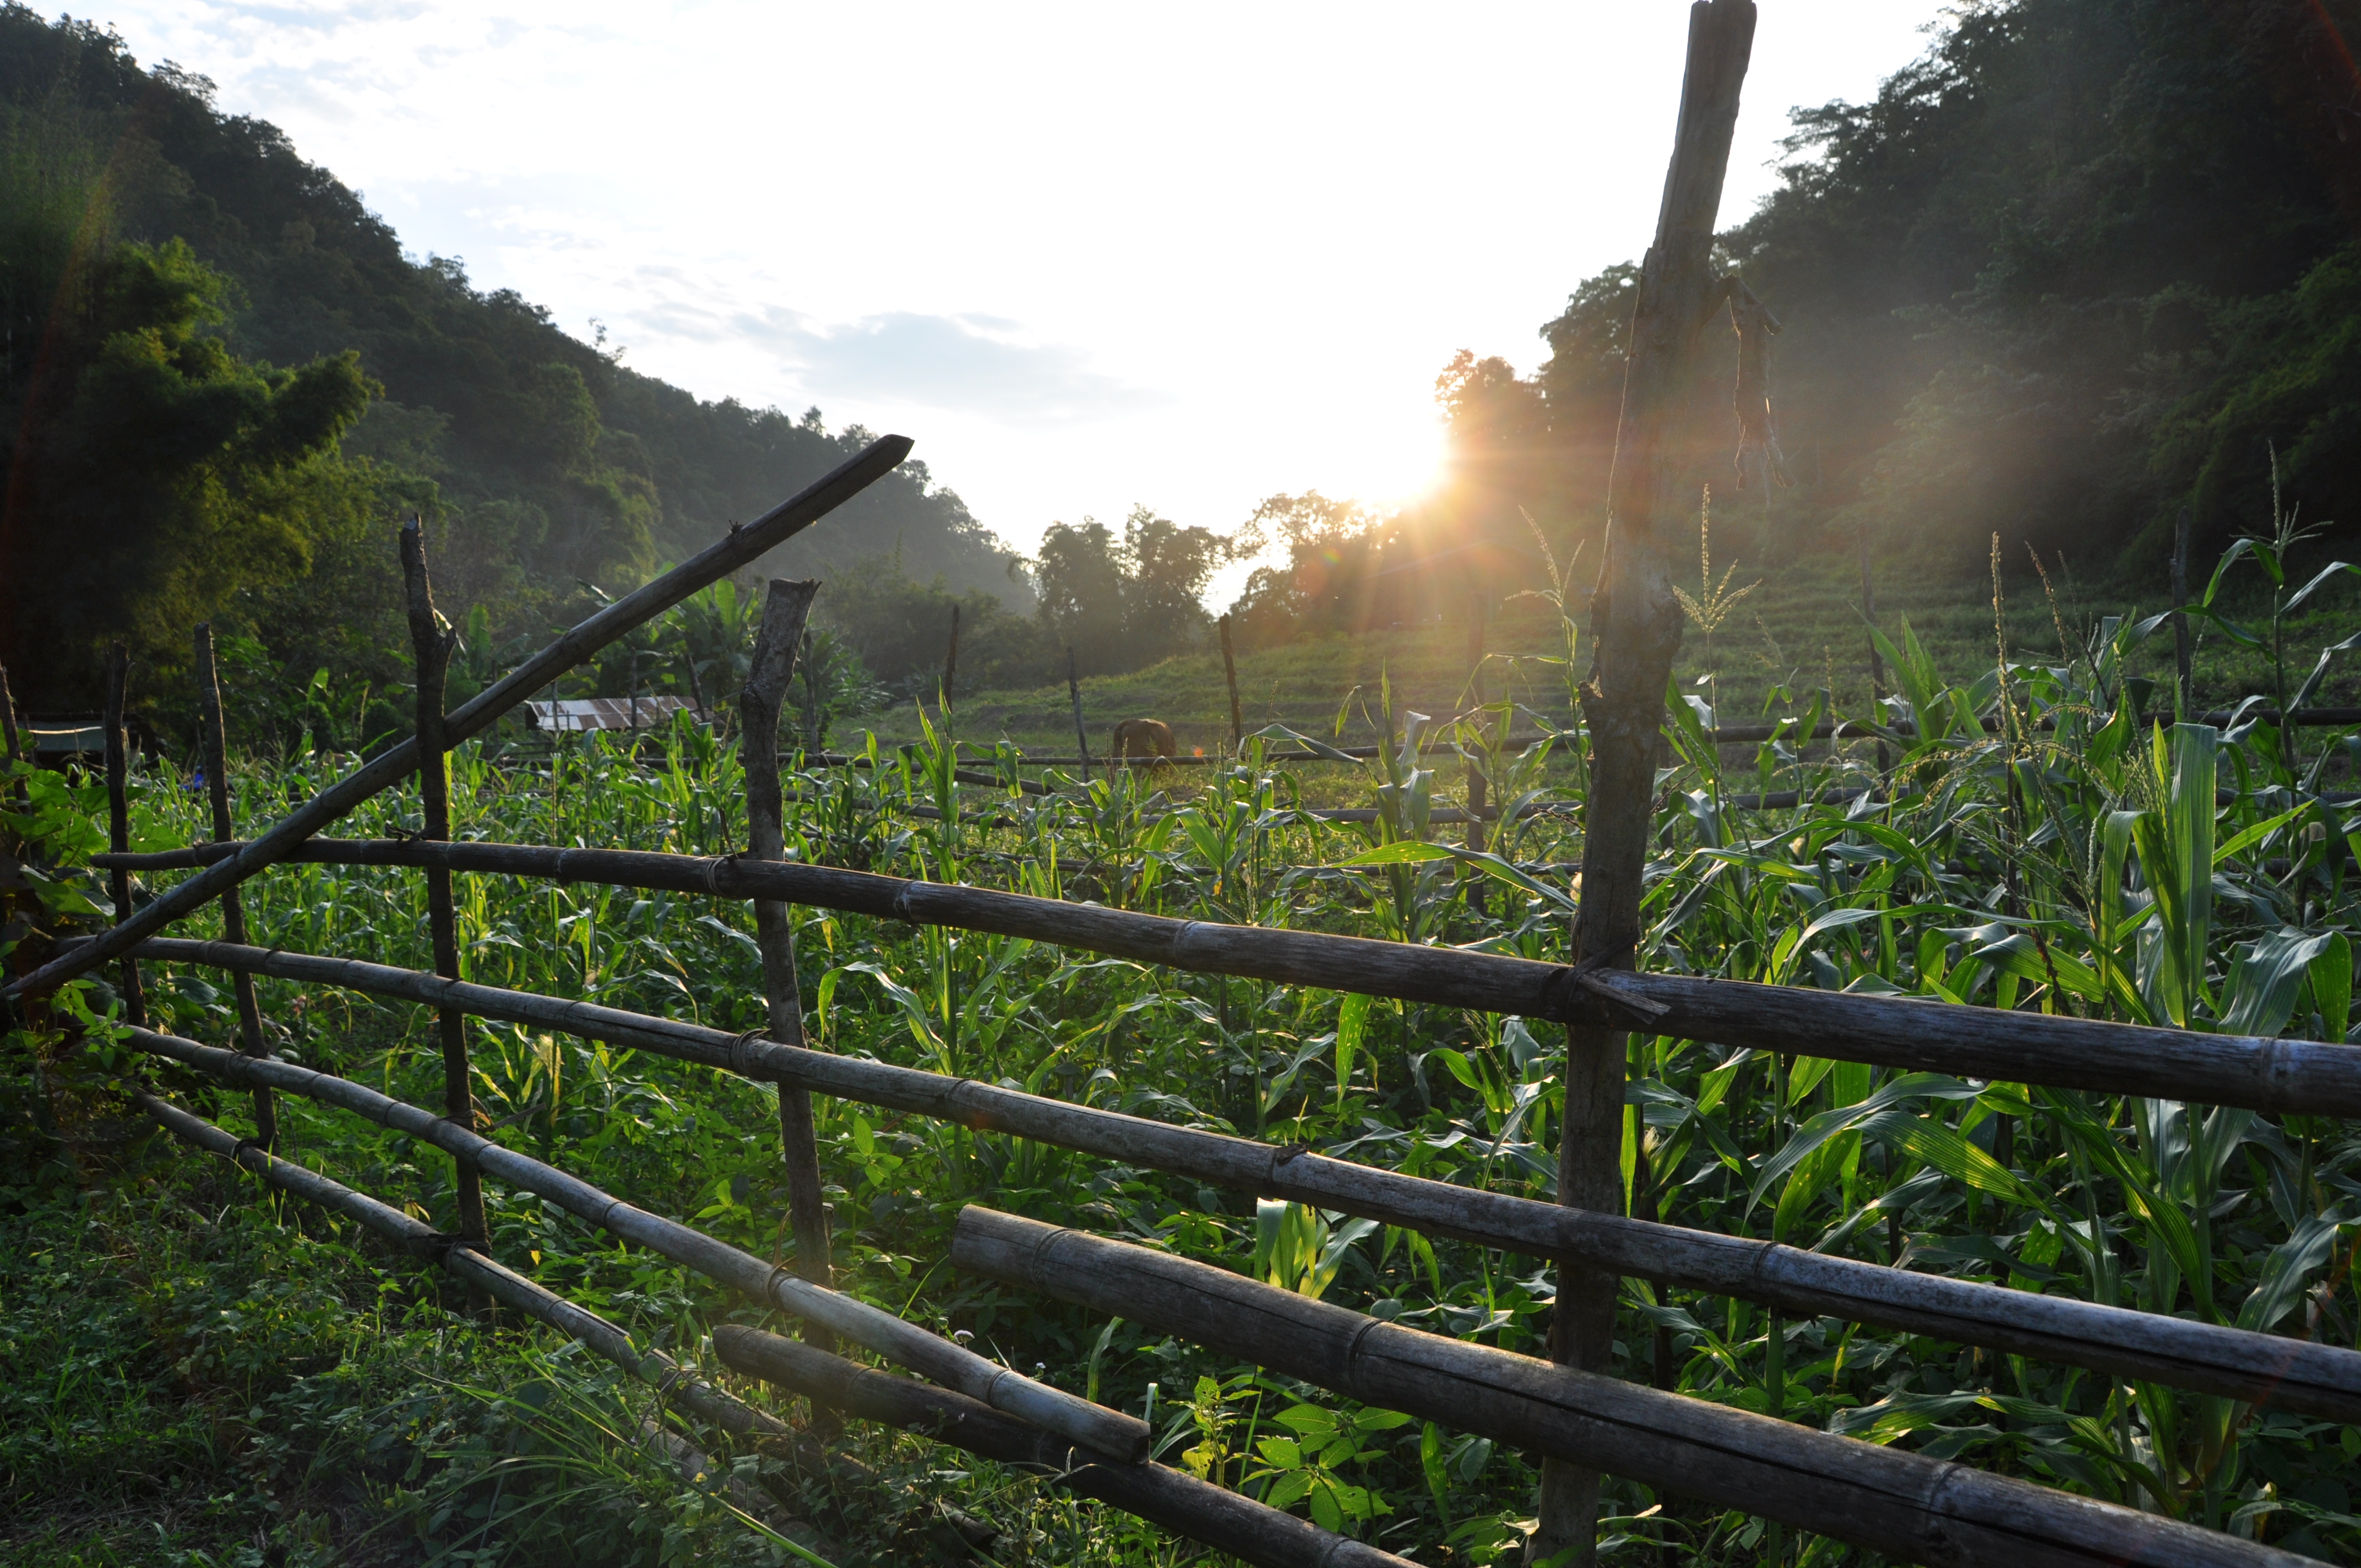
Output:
left=857, top=537, right=2361, bottom=764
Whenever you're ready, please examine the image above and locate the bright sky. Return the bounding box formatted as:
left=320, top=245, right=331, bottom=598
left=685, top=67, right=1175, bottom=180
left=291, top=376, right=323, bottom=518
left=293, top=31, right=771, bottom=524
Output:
left=89, top=1, right=1951, bottom=593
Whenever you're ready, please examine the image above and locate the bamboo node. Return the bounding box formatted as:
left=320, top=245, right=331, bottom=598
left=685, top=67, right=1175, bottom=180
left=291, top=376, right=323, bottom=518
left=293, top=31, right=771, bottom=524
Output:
left=1340, top=1316, right=1388, bottom=1391
left=403, top=1229, right=466, bottom=1263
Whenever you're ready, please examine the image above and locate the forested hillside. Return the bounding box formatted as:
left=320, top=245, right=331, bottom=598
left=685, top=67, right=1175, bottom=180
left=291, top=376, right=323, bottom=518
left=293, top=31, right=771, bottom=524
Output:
left=1260, top=0, right=2361, bottom=651
left=0, top=6, right=1016, bottom=714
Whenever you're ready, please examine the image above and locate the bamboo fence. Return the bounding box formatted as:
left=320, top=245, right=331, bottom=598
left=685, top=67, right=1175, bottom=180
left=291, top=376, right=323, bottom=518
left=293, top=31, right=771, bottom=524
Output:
left=48, top=488, right=2351, bottom=1565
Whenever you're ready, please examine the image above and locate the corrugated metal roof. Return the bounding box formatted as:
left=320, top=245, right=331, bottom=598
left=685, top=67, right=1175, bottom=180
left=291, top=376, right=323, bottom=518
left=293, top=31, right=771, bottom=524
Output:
left=521, top=696, right=706, bottom=733
left=25, top=722, right=106, bottom=753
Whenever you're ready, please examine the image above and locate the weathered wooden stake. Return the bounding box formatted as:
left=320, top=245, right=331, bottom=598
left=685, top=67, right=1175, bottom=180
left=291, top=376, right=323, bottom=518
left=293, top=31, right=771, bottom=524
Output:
left=102, top=643, right=146, bottom=1028
left=0, top=658, right=20, bottom=765
left=2173, top=503, right=2194, bottom=717
left=1858, top=523, right=1891, bottom=777
left=1551, top=5, right=1755, bottom=1561
left=801, top=629, right=822, bottom=754
left=942, top=602, right=961, bottom=710
left=194, top=624, right=276, bottom=1150
left=1466, top=597, right=1489, bottom=916
left=740, top=582, right=835, bottom=1341
left=1068, top=647, right=1091, bottom=782
left=399, top=522, right=491, bottom=1284
left=1218, top=613, right=1244, bottom=753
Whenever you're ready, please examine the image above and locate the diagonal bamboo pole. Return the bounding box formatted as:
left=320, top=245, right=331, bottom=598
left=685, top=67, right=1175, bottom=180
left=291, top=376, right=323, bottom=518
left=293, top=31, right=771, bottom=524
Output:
left=193, top=624, right=275, bottom=1150
left=739, top=581, right=836, bottom=1379
left=1547, top=7, right=1754, bottom=1558
left=121, top=935, right=2361, bottom=1422
left=122, top=1020, right=1152, bottom=1462
left=3, top=435, right=911, bottom=1004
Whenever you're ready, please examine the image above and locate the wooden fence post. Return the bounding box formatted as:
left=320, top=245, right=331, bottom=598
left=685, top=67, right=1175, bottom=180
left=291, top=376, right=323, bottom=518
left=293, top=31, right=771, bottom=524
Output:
left=1465, top=598, right=1489, bottom=916
left=399, top=522, right=491, bottom=1290
left=801, top=630, right=822, bottom=754
left=1543, top=5, right=1755, bottom=1564
left=102, top=643, right=146, bottom=1029
left=1218, top=613, right=1244, bottom=753
left=943, top=603, right=961, bottom=711
left=0, top=658, right=20, bottom=766
left=194, top=624, right=276, bottom=1151
left=740, top=582, right=835, bottom=1332
left=2173, top=503, right=2194, bottom=718
left=1067, top=647, right=1090, bottom=782
left=1858, top=524, right=1891, bottom=777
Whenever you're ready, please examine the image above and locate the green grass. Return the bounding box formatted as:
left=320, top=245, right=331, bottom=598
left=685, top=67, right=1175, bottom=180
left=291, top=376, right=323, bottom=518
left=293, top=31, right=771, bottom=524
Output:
left=856, top=542, right=2361, bottom=763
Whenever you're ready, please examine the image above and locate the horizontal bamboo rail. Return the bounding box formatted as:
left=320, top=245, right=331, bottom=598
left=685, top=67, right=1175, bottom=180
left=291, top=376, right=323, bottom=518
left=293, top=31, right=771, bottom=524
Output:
left=715, top=1324, right=1414, bottom=1568
left=104, top=837, right=2361, bottom=1116
left=123, top=1022, right=1151, bottom=1461
left=951, top=1207, right=2305, bottom=1568
left=4, top=437, right=912, bottom=1005
left=126, top=937, right=2361, bottom=1420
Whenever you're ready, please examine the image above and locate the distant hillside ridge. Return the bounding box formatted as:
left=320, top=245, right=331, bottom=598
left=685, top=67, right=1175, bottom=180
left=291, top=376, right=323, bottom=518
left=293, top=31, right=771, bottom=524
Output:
left=0, top=6, right=1022, bottom=708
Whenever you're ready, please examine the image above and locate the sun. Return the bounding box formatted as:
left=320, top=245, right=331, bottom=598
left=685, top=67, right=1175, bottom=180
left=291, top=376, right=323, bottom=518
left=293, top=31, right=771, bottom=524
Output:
left=1334, top=410, right=1448, bottom=510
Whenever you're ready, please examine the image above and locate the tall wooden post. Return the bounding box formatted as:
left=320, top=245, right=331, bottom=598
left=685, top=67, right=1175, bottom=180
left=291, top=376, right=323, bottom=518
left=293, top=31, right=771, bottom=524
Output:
left=2172, top=504, right=2194, bottom=718
left=194, top=624, right=277, bottom=1151
left=1858, top=524, right=1891, bottom=777
left=1218, top=613, right=1244, bottom=753
left=0, top=659, right=20, bottom=766
left=1465, top=598, right=1489, bottom=916
left=801, top=630, right=822, bottom=754
left=102, top=644, right=146, bottom=1029
left=1542, top=6, right=1755, bottom=1563
left=741, top=582, right=835, bottom=1334
left=942, top=603, right=962, bottom=710
left=1068, top=647, right=1090, bottom=782
left=400, top=523, right=491, bottom=1287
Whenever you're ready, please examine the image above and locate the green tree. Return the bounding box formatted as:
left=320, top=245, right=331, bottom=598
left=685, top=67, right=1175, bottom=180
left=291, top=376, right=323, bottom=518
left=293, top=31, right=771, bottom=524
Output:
left=1, top=222, right=373, bottom=704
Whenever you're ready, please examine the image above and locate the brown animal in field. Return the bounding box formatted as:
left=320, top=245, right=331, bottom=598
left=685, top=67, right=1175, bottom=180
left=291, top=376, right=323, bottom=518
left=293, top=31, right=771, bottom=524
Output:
left=1109, top=718, right=1176, bottom=765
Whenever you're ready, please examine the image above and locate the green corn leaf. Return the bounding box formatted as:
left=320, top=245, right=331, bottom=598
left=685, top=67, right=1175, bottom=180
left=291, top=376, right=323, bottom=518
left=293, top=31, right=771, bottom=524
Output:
left=1336, top=839, right=1577, bottom=913
left=2234, top=1210, right=2352, bottom=1333
left=1336, top=993, right=1371, bottom=1107
left=2314, top=932, right=2352, bottom=1043
left=1860, top=1108, right=2045, bottom=1211
left=2220, top=928, right=2340, bottom=1038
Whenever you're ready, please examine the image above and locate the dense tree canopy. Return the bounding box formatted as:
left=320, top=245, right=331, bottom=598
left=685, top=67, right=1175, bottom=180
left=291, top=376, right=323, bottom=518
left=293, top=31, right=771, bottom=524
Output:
left=1408, top=0, right=2361, bottom=600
